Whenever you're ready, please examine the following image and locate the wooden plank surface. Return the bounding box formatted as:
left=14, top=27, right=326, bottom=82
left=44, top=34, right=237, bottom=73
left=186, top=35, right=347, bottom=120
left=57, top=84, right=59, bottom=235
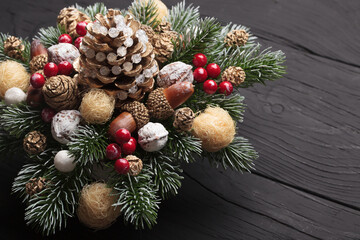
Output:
left=0, top=0, right=359, bottom=239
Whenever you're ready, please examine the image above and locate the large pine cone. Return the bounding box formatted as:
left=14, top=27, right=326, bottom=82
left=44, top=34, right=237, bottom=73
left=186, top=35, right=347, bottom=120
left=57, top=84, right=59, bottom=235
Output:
left=77, top=10, right=159, bottom=106
left=42, top=75, right=79, bottom=111
left=57, top=7, right=91, bottom=38
left=3, top=36, right=25, bottom=61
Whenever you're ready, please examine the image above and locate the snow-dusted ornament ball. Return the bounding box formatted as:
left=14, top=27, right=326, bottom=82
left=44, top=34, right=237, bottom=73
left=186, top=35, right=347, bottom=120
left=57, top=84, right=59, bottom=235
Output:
left=138, top=122, right=169, bottom=152
left=51, top=110, right=81, bottom=144
left=54, top=150, right=76, bottom=173
left=4, top=87, right=27, bottom=105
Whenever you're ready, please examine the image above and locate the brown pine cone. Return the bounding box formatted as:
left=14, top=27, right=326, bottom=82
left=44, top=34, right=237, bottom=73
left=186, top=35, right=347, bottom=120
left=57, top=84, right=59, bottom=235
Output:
left=221, top=66, right=246, bottom=86
left=126, top=155, right=143, bottom=176
left=23, top=131, right=47, bottom=155
left=29, top=54, right=48, bottom=74
left=25, top=177, right=47, bottom=196
left=224, top=29, right=249, bottom=47
left=173, top=107, right=195, bottom=132
left=42, top=75, right=79, bottom=111
left=3, top=36, right=25, bottom=61
left=57, top=7, right=91, bottom=38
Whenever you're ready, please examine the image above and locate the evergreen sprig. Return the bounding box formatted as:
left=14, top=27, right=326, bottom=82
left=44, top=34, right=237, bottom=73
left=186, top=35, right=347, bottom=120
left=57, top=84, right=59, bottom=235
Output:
left=128, top=0, right=160, bottom=28
left=0, top=33, right=31, bottom=70
left=68, top=125, right=108, bottom=167
left=83, top=3, right=108, bottom=21
left=167, top=1, right=200, bottom=34
left=205, top=136, right=257, bottom=172
left=0, top=103, right=45, bottom=138
left=35, top=25, right=66, bottom=48
left=112, top=167, right=160, bottom=229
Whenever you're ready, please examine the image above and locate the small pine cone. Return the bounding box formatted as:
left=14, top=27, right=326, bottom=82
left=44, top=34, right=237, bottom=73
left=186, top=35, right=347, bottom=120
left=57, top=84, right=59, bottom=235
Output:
left=224, top=29, right=249, bottom=47
left=121, top=101, right=150, bottom=130
left=3, top=36, right=25, bottom=61
left=173, top=107, right=195, bottom=132
left=146, top=88, right=174, bottom=120
left=29, top=54, right=48, bottom=74
left=42, top=75, right=79, bottom=111
left=155, top=21, right=172, bottom=33
left=141, top=25, right=156, bottom=39
left=126, top=155, right=143, bottom=176
left=221, top=66, right=246, bottom=86
left=23, top=131, right=47, bottom=155
left=25, top=177, right=47, bottom=196
left=57, top=7, right=91, bottom=38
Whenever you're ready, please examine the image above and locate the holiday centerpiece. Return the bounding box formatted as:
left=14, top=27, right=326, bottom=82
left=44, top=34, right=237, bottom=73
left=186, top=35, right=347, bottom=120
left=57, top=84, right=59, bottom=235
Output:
left=0, top=0, right=286, bottom=235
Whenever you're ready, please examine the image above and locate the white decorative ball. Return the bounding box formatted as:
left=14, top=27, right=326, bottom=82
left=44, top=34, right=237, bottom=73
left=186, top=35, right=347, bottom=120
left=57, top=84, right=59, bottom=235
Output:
left=4, top=87, right=27, bottom=105
left=54, top=150, right=76, bottom=173
left=51, top=110, right=81, bottom=144
left=138, top=122, right=169, bottom=152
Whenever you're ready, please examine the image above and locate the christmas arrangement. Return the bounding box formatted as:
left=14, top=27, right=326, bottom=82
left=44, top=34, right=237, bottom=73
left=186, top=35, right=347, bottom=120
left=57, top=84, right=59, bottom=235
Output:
left=0, top=0, right=286, bottom=235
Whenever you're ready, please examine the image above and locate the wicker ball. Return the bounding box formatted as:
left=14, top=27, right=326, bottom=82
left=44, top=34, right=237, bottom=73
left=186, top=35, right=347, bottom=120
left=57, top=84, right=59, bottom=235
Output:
left=221, top=66, right=246, bottom=86
left=23, top=131, right=47, bottom=155
left=0, top=60, right=30, bottom=98
left=42, top=75, right=79, bottom=111
left=146, top=88, right=174, bottom=120
left=121, top=101, right=150, bottom=130
left=126, top=155, right=143, bottom=176
left=29, top=54, right=48, bottom=74
left=80, top=89, right=115, bottom=124
left=173, top=107, right=195, bottom=132
left=192, top=107, right=236, bottom=152
left=77, top=183, right=121, bottom=230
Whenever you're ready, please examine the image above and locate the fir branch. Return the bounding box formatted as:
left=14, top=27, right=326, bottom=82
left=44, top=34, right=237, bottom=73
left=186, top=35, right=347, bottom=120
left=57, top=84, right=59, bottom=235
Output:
left=84, top=3, right=108, bottom=21
left=185, top=89, right=246, bottom=122
left=205, top=136, right=257, bottom=172
left=214, top=44, right=286, bottom=87
left=67, top=125, right=108, bottom=167
left=35, top=25, right=66, bottom=48
left=128, top=0, right=160, bottom=28
left=165, top=131, right=202, bottom=164
left=112, top=167, right=160, bottom=229
left=0, top=33, right=31, bottom=70
left=0, top=129, right=24, bottom=156
left=145, top=152, right=183, bottom=199
left=0, top=103, right=45, bottom=138
left=166, top=1, right=200, bottom=34
left=168, top=17, right=222, bottom=64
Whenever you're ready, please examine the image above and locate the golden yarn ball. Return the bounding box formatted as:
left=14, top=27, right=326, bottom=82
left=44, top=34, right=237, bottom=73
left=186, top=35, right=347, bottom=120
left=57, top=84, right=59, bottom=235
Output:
left=79, top=89, right=115, bottom=124
left=0, top=60, right=30, bottom=98
left=77, top=183, right=121, bottom=230
left=192, top=107, right=236, bottom=152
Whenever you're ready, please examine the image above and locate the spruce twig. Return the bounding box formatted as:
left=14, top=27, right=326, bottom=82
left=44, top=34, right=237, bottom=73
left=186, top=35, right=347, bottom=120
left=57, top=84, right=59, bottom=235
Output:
left=166, top=1, right=200, bottom=34
left=128, top=0, right=160, bottom=28
left=34, top=25, right=66, bottom=48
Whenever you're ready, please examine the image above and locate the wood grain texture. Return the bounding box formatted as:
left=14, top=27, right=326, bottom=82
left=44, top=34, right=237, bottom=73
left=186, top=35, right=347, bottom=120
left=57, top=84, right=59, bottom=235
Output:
left=0, top=0, right=359, bottom=239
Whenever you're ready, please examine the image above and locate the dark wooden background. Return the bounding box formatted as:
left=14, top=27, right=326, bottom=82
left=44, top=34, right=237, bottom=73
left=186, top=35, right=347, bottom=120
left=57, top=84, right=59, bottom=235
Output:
left=1, top=0, right=360, bottom=239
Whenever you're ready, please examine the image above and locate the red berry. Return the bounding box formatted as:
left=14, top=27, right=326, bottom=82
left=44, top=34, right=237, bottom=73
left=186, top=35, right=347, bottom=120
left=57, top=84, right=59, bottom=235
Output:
left=30, top=73, right=46, bottom=89
left=76, top=21, right=88, bottom=36
left=114, top=158, right=130, bottom=174
left=74, top=37, right=83, bottom=49
left=193, top=67, right=208, bottom=83
left=43, top=62, right=58, bottom=77
left=206, top=63, right=221, bottom=78
left=219, top=81, right=234, bottom=96
left=203, top=80, right=218, bottom=94
left=115, top=128, right=131, bottom=144
left=58, top=34, right=72, bottom=44
left=193, top=53, right=207, bottom=67
left=41, top=107, right=56, bottom=123
left=122, top=137, right=137, bottom=155
left=58, top=61, right=73, bottom=75
left=106, top=143, right=122, bottom=160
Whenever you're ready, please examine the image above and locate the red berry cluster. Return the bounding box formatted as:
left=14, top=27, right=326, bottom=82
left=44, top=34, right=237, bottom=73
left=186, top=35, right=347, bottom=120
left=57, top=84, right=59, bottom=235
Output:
left=105, top=128, right=137, bottom=175
left=58, top=21, right=88, bottom=49
left=192, top=53, right=233, bottom=96
left=43, top=61, right=73, bottom=78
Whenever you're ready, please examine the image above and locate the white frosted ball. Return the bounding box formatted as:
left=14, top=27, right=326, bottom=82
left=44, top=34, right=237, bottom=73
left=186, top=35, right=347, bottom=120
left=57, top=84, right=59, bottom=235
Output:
left=51, top=110, right=81, bottom=144
left=138, top=122, right=169, bottom=152
left=4, top=87, right=26, bottom=105
left=54, top=150, right=76, bottom=173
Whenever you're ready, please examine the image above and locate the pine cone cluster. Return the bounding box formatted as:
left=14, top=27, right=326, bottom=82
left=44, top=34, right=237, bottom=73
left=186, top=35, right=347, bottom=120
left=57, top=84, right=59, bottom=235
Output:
left=23, top=131, right=47, bottom=155
left=78, top=10, right=159, bottom=106
left=224, top=29, right=249, bottom=47
left=25, top=177, right=47, bottom=196
left=3, top=36, right=25, bottom=61
left=221, top=66, right=246, bottom=86
left=57, top=7, right=91, bottom=38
